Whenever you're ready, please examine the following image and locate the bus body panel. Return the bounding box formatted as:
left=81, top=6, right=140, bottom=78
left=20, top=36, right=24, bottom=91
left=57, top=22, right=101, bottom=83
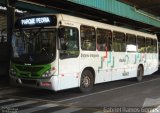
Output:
left=123, top=52, right=137, bottom=79
left=144, top=53, right=158, bottom=75
left=95, top=51, right=112, bottom=83
left=57, top=20, right=80, bottom=90
left=10, top=14, right=159, bottom=91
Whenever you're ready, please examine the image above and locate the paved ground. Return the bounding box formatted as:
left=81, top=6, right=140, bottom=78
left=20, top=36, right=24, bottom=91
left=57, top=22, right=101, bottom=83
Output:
left=0, top=96, right=104, bottom=113
left=0, top=70, right=160, bottom=113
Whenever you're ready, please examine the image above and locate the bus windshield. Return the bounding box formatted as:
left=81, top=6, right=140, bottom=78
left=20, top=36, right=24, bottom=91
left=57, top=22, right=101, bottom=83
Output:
left=11, top=28, right=56, bottom=64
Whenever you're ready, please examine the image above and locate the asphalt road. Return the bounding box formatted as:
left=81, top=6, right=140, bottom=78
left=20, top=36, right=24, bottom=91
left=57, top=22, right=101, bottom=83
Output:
left=0, top=71, right=160, bottom=113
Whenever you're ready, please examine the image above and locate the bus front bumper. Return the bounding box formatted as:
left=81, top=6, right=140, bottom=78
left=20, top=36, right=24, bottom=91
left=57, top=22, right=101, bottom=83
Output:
left=10, top=75, right=59, bottom=91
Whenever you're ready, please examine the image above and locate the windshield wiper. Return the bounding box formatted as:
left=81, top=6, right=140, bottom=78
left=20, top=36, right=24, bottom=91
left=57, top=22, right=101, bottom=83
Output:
left=19, top=27, right=43, bottom=41
left=32, top=27, right=44, bottom=38
left=19, top=28, right=28, bottom=42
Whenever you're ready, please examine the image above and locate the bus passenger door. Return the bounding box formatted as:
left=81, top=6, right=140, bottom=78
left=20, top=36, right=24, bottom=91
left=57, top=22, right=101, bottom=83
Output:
left=111, top=31, right=126, bottom=81
left=124, top=34, right=137, bottom=79
left=58, top=26, right=80, bottom=90
left=111, top=52, right=125, bottom=80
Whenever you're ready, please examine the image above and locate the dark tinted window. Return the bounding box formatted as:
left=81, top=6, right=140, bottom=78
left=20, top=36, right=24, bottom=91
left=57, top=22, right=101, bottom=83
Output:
left=137, top=36, right=145, bottom=53
left=146, top=38, right=157, bottom=53
left=59, top=26, right=79, bottom=59
left=81, top=25, right=96, bottom=51
left=97, top=28, right=112, bottom=51
left=153, top=39, right=157, bottom=53
left=146, top=38, right=152, bottom=53
left=113, top=31, right=125, bottom=52
left=126, top=34, right=136, bottom=52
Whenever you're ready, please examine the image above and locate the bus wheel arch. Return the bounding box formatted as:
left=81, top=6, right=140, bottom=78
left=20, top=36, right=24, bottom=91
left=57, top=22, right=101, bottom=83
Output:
left=137, top=64, right=144, bottom=82
left=79, top=67, right=95, bottom=93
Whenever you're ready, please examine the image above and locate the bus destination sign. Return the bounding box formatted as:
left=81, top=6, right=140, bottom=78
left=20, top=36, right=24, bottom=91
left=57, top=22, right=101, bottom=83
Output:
left=21, top=17, right=50, bottom=25
left=15, top=15, right=57, bottom=28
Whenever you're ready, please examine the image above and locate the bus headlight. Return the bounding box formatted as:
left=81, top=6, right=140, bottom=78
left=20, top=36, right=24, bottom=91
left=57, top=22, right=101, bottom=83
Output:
left=42, top=70, right=52, bottom=78
left=10, top=68, right=16, bottom=76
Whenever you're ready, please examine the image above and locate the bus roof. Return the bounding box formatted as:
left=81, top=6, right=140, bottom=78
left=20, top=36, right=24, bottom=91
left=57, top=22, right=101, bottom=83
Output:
left=57, top=14, right=157, bottom=39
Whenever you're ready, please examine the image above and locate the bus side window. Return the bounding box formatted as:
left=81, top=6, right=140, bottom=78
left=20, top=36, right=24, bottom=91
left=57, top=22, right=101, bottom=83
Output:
left=153, top=39, right=158, bottom=53
left=96, top=28, right=112, bottom=51
left=146, top=38, right=152, bottom=53
left=59, top=26, right=79, bottom=59
left=146, top=38, right=157, bottom=53
left=80, top=25, right=96, bottom=51
left=113, top=31, right=125, bottom=52
left=126, top=34, right=136, bottom=52
left=137, top=36, right=145, bottom=53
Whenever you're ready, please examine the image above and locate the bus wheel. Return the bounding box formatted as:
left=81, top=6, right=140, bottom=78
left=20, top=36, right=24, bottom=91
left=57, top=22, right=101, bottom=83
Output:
left=137, top=65, right=143, bottom=82
left=80, top=70, right=94, bottom=93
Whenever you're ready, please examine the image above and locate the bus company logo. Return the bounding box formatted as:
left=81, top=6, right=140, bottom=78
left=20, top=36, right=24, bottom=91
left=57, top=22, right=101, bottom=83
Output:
left=24, top=63, right=31, bottom=66
left=81, top=53, right=99, bottom=58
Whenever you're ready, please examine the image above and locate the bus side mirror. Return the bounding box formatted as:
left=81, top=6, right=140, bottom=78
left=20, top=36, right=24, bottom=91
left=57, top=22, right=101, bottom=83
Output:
left=58, top=28, right=65, bottom=38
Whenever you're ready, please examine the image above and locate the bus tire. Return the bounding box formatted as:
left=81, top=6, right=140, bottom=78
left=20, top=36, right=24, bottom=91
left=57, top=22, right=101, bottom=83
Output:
left=79, top=70, right=94, bottom=93
left=137, top=65, right=144, bottom=82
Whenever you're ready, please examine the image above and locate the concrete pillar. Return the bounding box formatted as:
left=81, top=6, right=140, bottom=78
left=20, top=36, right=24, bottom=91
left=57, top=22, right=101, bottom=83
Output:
left=6, top=0, right=15, bottom=76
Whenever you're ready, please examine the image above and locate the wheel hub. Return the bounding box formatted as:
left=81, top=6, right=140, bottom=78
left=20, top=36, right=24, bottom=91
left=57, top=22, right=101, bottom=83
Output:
left=82, top=76, right=90, bottom=87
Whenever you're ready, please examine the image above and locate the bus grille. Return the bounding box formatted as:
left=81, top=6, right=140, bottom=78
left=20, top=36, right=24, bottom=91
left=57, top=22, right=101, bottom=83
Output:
left=16, top=66, right=43, bottom=72
left=21, top=79, right=37, bottom=85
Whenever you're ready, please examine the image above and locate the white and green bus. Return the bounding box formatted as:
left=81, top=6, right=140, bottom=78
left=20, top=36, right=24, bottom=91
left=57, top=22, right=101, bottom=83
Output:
left=10, top=14, right=159, bottom=92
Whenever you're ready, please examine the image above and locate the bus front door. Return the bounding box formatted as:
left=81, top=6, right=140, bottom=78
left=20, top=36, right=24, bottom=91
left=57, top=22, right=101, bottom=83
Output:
left=58, top=52, right=80, bottom=90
